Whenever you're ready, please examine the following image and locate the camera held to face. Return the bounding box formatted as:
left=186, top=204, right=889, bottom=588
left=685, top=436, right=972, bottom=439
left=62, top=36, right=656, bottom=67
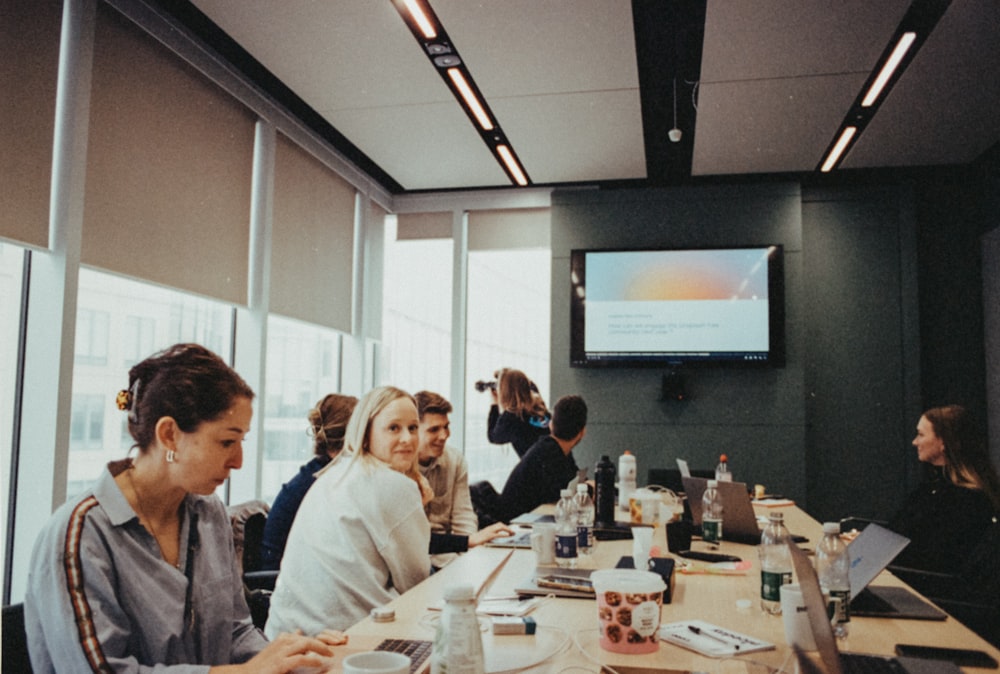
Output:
left=475, top=379, right=497, bottom=393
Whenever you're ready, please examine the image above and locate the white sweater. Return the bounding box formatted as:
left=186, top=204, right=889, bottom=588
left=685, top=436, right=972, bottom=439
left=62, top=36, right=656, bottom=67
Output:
left=265, top=455, right=431, bottom=636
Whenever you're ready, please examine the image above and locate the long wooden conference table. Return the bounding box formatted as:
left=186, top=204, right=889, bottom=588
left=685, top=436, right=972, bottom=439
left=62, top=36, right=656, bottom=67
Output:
left=340, top=503, right=1000, bottom=673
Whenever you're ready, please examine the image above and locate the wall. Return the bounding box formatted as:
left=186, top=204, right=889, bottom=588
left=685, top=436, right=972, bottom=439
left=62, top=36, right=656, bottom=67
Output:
left=550, top=182, right=922, bottom=523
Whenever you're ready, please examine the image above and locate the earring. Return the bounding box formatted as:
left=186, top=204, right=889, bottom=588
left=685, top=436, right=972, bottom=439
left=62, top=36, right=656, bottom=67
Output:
left=166, top=450, right=176, bottom=463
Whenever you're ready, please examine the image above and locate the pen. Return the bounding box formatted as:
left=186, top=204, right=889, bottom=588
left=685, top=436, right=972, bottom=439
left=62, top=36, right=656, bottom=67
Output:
left=688, top=625, right=740, bottom=651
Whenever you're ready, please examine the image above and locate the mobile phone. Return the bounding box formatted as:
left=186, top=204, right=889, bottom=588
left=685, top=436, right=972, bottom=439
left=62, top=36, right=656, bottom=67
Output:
left=535, top=574, right=594, bottom=593
left=895, top=644, right=998, bottom=668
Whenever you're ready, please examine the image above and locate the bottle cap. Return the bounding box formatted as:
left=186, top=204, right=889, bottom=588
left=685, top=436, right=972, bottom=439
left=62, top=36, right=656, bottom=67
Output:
left=707, top=480, right=718, bottom=488
left=720, top=454, right=728, bottom=462
left=443, top=585, right=475, bottom=601
left=624, top=450, right=632, bottom=455
left=823, top=522, right=841, bottom=535
left=577, top=483, right=588, bottom=493
left=768, top=511, right=784, bottom=522
left=560, top=488, right=573, bottom=498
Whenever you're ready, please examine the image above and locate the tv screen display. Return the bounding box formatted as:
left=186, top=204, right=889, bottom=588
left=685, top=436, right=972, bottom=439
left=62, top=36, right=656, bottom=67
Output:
left=570, top=246, right=785, bottom=367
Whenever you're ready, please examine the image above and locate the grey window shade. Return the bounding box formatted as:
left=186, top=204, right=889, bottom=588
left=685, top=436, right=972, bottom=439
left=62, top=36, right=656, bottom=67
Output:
left=270, top=132, right=356, bottom=332
left=1, top=0, right=61, bottom=249
left=468, top=208, right=550, bottom=250
left=81, top=4, right=255, bottom=304
left=396, top=212, right=452, bottom=240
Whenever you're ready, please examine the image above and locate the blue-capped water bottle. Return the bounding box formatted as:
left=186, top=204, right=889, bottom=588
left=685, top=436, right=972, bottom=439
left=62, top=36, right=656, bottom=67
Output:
left=555, top=488, right=578, bottom=568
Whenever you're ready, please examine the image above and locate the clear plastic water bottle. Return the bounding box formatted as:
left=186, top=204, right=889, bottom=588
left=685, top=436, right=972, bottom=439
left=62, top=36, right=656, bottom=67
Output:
left=574, top=483, right=595, bottom=556
left=759, top=511, right=793, bottom=614
left=816, top=521, right=851, bottom=639
left=618, top=451, right=637, bottom=512
left=431, top=584, right=485, bottom=674
left=715, top=453, right=732, bottom=482
left=701, top=479, right=724, bottom=544
left=594, top=455, right=616, bottom=526
left=555, top=489, right=578, bottom=568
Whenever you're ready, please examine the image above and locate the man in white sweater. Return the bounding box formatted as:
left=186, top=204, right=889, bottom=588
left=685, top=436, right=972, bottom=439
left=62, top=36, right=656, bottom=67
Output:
left=415, top=391, right=511, bottom=568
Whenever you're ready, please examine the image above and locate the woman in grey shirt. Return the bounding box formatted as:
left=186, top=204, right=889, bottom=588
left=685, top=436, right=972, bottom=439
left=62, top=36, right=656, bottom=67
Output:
left=25, top=344, right=344, bottom=673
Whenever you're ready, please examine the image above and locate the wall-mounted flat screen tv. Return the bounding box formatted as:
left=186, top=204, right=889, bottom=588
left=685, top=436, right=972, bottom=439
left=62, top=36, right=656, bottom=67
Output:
left=570, top=246, right=785, bottom=367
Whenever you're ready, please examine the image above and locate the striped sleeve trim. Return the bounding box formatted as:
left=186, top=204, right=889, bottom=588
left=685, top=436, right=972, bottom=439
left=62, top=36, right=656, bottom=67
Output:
left=63, top=496, right=113, bottom=673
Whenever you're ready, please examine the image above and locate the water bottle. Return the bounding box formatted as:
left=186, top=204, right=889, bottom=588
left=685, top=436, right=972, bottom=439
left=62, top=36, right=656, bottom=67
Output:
left=618, top=451, right=637, bottom=513
left=430, top=584, right=485, bottom=674
left=816, top=521, right=851, bottom=639
left=701, top=479, right=723, bottom=544
left=594, top=455, right=616, bottom=525
left=715, top=453, right=732, bottom=482
left=574, top=483, right=595, bottom=556
left=759, top=511, right=793, bottom=614
left=555, top=489, right=578, bottom=568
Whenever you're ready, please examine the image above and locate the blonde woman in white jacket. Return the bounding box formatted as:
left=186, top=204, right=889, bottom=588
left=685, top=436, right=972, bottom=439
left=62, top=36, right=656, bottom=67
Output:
left=266, top=386, right=431, bottom=636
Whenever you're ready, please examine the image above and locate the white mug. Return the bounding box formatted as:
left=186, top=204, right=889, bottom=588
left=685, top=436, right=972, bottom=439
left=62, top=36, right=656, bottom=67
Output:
left=342, top=650, right=411, bottom=674
left=530, top=523, right=556, bottom=565
left=780, top=583, right=828, bottom=651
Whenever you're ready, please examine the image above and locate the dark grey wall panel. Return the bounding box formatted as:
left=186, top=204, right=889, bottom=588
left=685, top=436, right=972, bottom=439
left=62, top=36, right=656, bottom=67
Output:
left=550, top=184, right=808, bottom=506
left=801, top=188, right=920, bottom=523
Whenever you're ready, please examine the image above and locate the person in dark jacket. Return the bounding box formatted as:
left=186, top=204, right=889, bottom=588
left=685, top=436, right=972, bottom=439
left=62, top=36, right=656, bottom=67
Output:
left=486, top=367, right=550, bottom=457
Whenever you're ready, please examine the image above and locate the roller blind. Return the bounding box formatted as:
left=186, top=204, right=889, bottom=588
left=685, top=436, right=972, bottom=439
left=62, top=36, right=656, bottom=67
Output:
left=1, top=0, right=61, bottom=248
left=269, top=132, right=356, bottom=332
left=396, top=211, right=452, bottom=240
left=82, top=4, right=255, bottom=304
left=468, top=208, right=550, bottom=250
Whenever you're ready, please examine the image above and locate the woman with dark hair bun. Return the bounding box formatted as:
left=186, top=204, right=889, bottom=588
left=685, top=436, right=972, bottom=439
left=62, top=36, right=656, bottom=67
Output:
left=261, top=393, right=358, bottom=570
left=889, top=404, right=1000, bottom=573
left=25, top=343, right=344, bottom=673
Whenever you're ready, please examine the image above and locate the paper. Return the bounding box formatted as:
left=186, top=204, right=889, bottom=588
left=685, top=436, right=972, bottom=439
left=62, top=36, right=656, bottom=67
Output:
left=659, top=619, right=774, bottom=658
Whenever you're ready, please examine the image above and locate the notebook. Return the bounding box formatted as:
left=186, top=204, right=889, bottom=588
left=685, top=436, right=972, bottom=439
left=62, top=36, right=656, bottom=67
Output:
left=787, top=540, right=960, bottom=674
left=846, top=523, right=947, bottom=620
left=681, top=476, right=806, bottom=545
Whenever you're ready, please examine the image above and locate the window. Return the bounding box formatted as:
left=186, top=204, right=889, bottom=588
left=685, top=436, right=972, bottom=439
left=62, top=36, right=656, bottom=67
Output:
left=69, top=394, right=105, bottom=451
left=0, top=243, right=25, bottom=590
left=380, top=220, right=453, bottom=397
left=68, top=268, right=234, bottom=492
left=464, top=249, right=551, bottom=487
left=262, top=315, right=342, bottom=501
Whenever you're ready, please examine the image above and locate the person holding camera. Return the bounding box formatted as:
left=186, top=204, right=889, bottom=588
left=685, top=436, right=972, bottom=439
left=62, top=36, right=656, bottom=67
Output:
left=482, top=368, right=550, bottom=458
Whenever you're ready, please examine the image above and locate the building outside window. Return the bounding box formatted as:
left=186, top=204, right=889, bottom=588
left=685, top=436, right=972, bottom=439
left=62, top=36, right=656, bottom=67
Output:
left=262, top=315, right=342, bottom=501
left=0, top=243, right=26, bottom=587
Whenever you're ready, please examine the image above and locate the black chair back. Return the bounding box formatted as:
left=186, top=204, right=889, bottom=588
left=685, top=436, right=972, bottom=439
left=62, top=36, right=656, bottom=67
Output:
left=2, top=603, right=33, bottom=673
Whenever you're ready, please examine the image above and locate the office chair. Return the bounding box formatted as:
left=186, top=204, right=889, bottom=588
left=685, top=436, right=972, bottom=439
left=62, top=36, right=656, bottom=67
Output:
left=2, top=603, right=33, bottom=673
left=229, top=500, right=278, bottom=629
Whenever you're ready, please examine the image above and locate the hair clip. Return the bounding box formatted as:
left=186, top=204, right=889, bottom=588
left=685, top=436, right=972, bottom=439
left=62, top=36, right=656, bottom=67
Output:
left=116, top=389, right=132, bottom=411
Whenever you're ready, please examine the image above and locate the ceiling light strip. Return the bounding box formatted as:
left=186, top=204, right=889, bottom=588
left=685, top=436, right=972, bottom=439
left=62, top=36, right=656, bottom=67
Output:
left=401, top=0, right=437, bottom=39
left=861, top=32, right=916, bottom=107
left=816, top=0, right=951, bottom=173
left=447, top=68, right=494, bottom=131
left=391, top=0, right=531, bottom=186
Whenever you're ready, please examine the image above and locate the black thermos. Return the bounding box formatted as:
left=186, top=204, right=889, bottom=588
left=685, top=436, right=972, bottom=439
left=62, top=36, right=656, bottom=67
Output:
left=594, top=455, right=616, bottom=526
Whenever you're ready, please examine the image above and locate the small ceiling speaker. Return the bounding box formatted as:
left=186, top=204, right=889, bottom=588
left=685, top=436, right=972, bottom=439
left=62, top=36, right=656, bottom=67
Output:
left=433, top=54, right=462, bottom=68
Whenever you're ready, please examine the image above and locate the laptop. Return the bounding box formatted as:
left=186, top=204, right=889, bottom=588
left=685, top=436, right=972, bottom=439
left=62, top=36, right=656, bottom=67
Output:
left=682, top=476, right=806, bottom=545
left=787, top=540, right=960, bottom=674
left=846, top=523, right=946, bottom=620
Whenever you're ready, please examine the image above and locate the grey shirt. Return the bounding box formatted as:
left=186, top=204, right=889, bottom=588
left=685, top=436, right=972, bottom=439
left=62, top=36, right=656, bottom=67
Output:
left=25, top=460, right=267, bottom=673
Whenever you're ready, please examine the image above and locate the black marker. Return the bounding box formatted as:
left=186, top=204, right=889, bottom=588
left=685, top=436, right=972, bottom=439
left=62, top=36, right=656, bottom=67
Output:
left=688, top=625, right=740, bottom=651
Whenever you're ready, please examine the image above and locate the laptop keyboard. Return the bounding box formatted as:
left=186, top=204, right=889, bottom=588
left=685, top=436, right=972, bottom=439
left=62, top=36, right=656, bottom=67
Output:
left=376, top=638, right=433, bottom=673
left=841, top=653, right=908, bottom=674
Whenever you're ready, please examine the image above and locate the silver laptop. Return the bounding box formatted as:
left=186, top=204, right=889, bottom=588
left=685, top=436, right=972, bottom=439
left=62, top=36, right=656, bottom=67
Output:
left=847, top=523, right=946, bottom=620
left=787, top=540, right=960, bottom=674
left=682, top=476, right=805, bottom=545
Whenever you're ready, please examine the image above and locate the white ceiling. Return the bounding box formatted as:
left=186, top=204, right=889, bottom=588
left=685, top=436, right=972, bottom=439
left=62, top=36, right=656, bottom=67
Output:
left=187, top=0, right=999, bottom=192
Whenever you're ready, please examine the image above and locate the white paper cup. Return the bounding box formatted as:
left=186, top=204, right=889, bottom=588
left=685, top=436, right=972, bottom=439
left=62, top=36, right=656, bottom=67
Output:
left=780, top=584, right=818, bottom=651
left=591, top=569, right=666, bottom=654
left=342, top=650, right=411, bottom=674
left=530, top=523, right=555, bottom=565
